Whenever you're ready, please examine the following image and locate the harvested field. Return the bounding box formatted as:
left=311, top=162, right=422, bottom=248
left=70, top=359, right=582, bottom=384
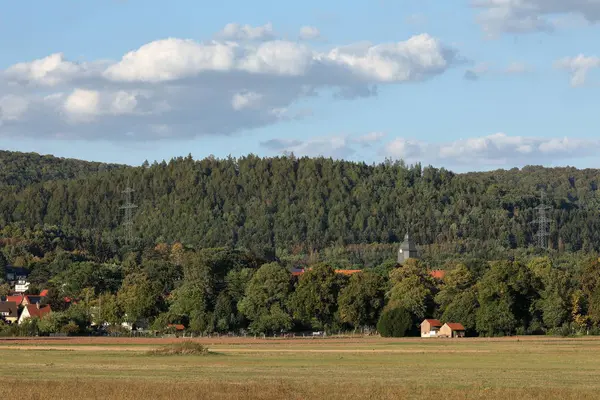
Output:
left=1, top=336, right=599, bottom=399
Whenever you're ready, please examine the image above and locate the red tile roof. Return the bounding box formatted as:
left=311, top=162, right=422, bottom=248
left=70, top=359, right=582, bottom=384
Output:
left=429, top=270, right=446, bottom=280
left=5, top=295, right=24, bottom=305
left=40, top=289, right=49, bottom=297
left=445, top=322, right=466, bottom=331
left=423, top=319, right=442, bottom=327
left=25, top=304, right=52, bottom=319
left=168, top=324, right=185, bottom=331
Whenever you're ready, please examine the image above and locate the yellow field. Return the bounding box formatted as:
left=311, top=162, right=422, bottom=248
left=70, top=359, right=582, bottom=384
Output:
left=1, top=336, right=599, bottom=399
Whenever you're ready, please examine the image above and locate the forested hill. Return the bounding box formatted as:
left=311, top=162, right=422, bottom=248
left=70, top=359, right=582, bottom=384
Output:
left=0, top=150, right=126, bottom=189
left=1, top=151, right=600, bottom=255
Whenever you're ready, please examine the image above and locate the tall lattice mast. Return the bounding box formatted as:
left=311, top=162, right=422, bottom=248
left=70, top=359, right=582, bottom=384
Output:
left=533, top=190, right=551, bottom=250
left=120, top=180, right=137, bottom=244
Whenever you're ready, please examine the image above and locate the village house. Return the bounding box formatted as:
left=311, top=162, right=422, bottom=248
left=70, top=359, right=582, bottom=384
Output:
left=439, top=323, right=466, bottom=338
left=2, top=294, right=24, bottom=306
left=420, top=319, right=442, bottom=337
left=18, top=303, right=51, bottom=325
left=22, top=295, right=43, bottom=306
left=421, top=320, right=466, bottom=338
left=0, top=301, right=19, bottom=324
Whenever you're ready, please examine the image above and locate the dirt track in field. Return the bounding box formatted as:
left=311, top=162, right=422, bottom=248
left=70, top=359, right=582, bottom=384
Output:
left=1, top=335, right=597, bottom=354
left=0, top=335, right=588, bottom=347
left=0, top=345, right=494, bottom=353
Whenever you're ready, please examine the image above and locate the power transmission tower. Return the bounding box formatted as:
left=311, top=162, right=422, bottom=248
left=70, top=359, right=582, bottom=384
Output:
left=120, top=181, right=137, bottom=245
left=533, top=190, right=551, bottom=250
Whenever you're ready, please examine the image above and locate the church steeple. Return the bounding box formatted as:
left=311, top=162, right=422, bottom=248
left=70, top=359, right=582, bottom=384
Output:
left=398, top=231, right=419, bottom=264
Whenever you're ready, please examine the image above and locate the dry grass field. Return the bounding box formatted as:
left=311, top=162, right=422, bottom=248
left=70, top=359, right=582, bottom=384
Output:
left=1, top=336, right=599, bottom=399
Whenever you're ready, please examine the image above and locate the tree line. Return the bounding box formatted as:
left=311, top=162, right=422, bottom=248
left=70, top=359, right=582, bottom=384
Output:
left=3, top=150, right=600, bottom=337
left=2, top=151, right=600, bottom=255
left=3, top=241, right=600, bottom=338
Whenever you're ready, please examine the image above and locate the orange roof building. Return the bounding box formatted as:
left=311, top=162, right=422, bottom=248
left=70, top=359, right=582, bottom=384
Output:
left=420, top=319, right=443, bottom=337
left=439, top=322, right=466, bottom=338
left=4, top=294, right=24, bottom=305
left=18, top=304, right=51, bottom=325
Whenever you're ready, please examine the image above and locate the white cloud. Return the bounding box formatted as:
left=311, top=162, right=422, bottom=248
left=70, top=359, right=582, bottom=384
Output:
left=0, top=95, right=29, bottom=120
left=554, top=55, right=600, bottom=86
left=239, top=41, right=314, bottom=76
left=354, top=132, right=386, bottom=146
left=261, top=135, right=356, bottom=159
left=464, top=61, right=532, bottom=80
left=110, top=91, right=139, bottom=115
left=0, top=26, right=459, bottom=141
left=216, top=22, right=275, bottom=41
left=324, top=34, right=454, bottom=82
left=472, top=0, right=600, bottom=36
left=299, top=26, right=321, bottom=40
left=104, top=39, right=238, bottom=82
left=383, top=133, right=599, bottom=168
left=4, top=53, right=81, bottom=86
left=232, top=91, right=263, bottom=110
left=64, top=89, right=100, bottom=121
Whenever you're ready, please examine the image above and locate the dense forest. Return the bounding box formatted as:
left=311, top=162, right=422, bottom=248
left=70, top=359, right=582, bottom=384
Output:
left=2, top=151, right=600, bottom=256
left=2, top=150, right=600, bottom=337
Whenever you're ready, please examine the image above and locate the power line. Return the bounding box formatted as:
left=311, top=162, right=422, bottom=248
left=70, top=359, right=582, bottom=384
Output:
left=120, top=180, right=137, bottom=245
left=533, top=190, right=551, bottom=250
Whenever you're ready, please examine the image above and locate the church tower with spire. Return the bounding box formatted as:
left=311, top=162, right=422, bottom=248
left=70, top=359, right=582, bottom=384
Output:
left=398, top=232, right=419, bottom=264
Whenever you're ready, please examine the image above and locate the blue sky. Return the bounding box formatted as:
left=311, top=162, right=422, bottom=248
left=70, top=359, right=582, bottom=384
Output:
left=0, top=0, right=599, bottom=171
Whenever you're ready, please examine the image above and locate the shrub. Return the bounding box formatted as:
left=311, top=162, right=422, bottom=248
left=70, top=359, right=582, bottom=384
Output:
left=147, top=341, right=211, bottom=356
left=377, top=308, right=411, bottom=338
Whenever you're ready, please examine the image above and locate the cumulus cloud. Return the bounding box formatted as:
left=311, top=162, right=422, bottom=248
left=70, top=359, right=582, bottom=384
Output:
left=554, top=55, right=600, bottom=86
left=383, top=133, right=600, bottom=167
left=299, top=26, right=321, bottom=40
left=0, top=26, right=459, bottom=141
left=0, top=95, right=29, bottom=121
left=231, top=91, right=263, bottom=110
left=63, top=89, right=100, bottom=121
left=354, top=132, right=386, bottom=146
left=472, top=0, right=600, bottom=36
left=464, top=61, right=532, bottom=80
left=261, top=136, right=356, bottom=159
left=216, top=22, right=275, bottom=41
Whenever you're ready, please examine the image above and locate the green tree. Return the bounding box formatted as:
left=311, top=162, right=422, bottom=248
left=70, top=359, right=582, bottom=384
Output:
left=338, top=272, right=385, bottom=329
left=476, top=260, right=537, bottom=336
left=377, top=307, right=411, bottom=337
left=117, top=273, right=158, bottom=324
left=238, top=263, right=292, bottom=334
left=288, top=263, right=339, bottom=330
left=94, top=292, right=122, bottom=326
left=387, top=261, right=436, bottom=322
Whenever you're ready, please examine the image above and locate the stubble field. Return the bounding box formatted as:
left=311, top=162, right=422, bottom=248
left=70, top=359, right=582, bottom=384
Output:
left=1, top=336, right=599, bottom=399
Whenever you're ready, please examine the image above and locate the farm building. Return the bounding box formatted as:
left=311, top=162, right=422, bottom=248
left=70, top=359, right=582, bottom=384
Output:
left=420, top=319, right=442, bottom=337
left=439, top=323, right=466, bottom=338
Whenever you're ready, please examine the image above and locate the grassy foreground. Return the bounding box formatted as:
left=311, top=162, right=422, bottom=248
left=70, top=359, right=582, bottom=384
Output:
left=1, top=336, right=599, bottom=399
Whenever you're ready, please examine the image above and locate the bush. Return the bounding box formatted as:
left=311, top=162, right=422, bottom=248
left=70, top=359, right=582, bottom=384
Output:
left=147, top=341, right=211, bottom=356
left=377, top=308, right=411, bottom=338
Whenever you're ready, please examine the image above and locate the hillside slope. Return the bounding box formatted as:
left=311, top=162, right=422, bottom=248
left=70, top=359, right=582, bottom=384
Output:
left=1, top=152, right=599, bottom=254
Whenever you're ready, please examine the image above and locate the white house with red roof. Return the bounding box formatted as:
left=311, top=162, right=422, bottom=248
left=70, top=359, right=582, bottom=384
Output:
left=18, top=304, right=52, bottom=325
left=420, top=319, right=442, bottom=337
